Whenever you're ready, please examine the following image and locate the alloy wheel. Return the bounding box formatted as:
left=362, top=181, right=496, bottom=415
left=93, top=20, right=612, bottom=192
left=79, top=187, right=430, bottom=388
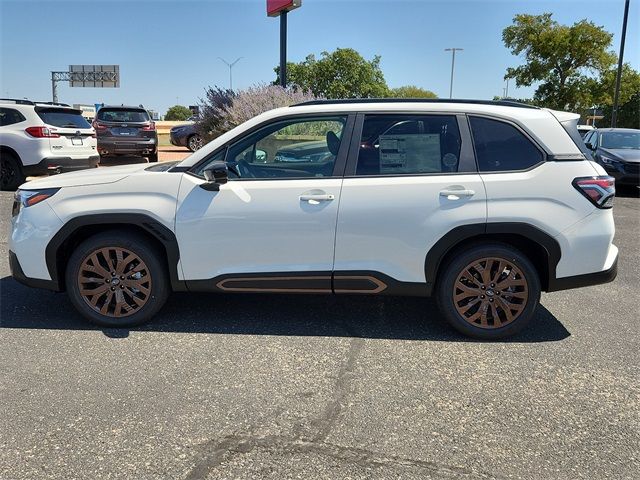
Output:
left=77, top=247, right=152, bottom=317
left=453, top=256, right=529, bottom=329
left=188, top=135, right=203, bottom=151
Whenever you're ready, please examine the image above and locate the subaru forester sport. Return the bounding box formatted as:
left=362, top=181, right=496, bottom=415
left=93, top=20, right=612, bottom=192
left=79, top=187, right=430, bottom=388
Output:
left=9, top=99, right=618, bottom=339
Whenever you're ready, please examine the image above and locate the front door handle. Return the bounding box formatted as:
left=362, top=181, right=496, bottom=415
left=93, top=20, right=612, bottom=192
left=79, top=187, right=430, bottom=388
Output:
left=300, top=194, right=335, bottom=204
left=439, top=189, right=475, bottom=200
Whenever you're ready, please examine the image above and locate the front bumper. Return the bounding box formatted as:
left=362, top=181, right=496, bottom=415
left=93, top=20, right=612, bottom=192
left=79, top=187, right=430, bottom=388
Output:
left=23, top=155, right=100, bottom=176
left=9, top=250, right=60, bottom=291
left=170, top=132, right=185, bottom=147
left=602, top=161, right=640, bottom=185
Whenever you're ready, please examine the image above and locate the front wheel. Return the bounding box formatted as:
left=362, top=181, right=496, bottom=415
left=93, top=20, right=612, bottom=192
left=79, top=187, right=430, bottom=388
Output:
left=65, top=231, right=170, bottom=327
left=436, top=243, right=541, bottom=340
left=187, top=134, right=203, bottom=152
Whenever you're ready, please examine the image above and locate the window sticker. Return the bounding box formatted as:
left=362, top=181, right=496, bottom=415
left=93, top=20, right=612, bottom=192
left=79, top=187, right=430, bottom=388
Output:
left=379, top=134, right=441, bottom=173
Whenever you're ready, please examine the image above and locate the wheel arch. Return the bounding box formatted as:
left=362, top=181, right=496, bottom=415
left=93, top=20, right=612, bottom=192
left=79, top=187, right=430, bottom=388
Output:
left=424, top=223, right=561, bottom=295
left=45, top=214, right=185, bottom=292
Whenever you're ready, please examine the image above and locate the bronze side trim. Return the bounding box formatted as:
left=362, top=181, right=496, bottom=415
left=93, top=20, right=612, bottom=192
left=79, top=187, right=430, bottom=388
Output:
left=216, top=276, right=332, bottom=293
left=334, top=275, right=388, bottom=294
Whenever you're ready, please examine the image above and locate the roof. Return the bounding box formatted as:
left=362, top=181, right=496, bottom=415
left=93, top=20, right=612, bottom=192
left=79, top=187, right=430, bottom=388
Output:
left=98, top=105, right=147, bottom=110
left=593, top=128, right=640, bottom=132
left=294, top=98, right=539, bottom=109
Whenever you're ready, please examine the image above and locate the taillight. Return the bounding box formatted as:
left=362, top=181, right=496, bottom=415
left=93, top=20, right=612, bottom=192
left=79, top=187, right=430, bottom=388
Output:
left=25, top=126, right=60, bottom=138
left=92, top=120, right=107, bottom=130
left=141, top=122, right=156, bottom=131
left=573, top=176, right=615, bottom=209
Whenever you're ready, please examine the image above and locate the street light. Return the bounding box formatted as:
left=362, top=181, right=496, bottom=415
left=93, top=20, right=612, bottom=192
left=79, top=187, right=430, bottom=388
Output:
left=444, top=48, right=463, bottom=99
left=218, top=57, right=243, bottom=91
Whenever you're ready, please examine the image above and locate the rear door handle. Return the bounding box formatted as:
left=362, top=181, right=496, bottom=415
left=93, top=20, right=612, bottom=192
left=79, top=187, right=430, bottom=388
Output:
left=439, top=189, right=475, bottom=200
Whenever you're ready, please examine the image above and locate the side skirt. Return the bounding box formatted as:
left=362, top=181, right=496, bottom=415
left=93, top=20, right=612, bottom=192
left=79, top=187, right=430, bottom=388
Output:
left=185, top=271, right=428, bottom=297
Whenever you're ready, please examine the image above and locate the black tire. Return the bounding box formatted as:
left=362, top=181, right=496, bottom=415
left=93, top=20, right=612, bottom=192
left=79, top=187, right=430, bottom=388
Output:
left=147, top=153, right=158, bottom=162
left=1, top=153, right=26, bottom=191
left=436, top=243, right=541, bottom=340
left=65, top=230, right=170, bottom=328
left=187, top=134, right=203, bottom=152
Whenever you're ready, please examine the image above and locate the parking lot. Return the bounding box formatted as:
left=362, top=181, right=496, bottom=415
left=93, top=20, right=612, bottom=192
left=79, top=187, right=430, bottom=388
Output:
left=0, top=183, right=638, bottom=479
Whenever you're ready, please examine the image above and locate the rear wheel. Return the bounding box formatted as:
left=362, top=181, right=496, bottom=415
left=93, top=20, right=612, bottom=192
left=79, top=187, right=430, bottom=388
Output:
left=65, top=231, right=170, bottom=327
left=436, top=243, right=540, bottom=339
left=187, top=134, right=203, bottom=152
left=147, top=152, right=158, bottom=162
left=1, top=153, right=25, bottom=191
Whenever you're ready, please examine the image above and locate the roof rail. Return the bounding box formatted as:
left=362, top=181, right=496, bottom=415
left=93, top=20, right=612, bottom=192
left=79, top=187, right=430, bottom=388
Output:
left=0, top=98, right=35, bottom=105
left=292, top=98, right=539, bottom=109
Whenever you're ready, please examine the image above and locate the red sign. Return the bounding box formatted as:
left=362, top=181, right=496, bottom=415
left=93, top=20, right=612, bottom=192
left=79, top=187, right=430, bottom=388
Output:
left=267, top=0, right=301, bottom=17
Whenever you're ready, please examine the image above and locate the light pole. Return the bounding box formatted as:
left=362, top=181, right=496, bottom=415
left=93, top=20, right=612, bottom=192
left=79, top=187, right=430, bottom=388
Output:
left=444, top=48, right=463, bottom=98
left=611, top=0, right=630, bottom=127
left=218, top=57, right=243, bottom=91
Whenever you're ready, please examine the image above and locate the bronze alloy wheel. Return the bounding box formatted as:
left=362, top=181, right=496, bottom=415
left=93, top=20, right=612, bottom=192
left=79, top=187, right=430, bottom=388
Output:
left=453, top=257, right=529, bottom=329
left=77, top=247, right=152, bottom=318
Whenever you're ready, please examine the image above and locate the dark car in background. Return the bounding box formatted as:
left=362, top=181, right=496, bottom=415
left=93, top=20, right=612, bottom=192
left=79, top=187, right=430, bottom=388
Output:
left=93, top=106, right=158, bottom=162
left=170, top=123, right=203, bottom=152
left=584, top=128, right=640, bottom=185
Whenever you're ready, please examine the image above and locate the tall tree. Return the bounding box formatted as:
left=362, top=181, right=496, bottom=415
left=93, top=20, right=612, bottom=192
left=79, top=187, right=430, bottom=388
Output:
left=503, top=13, right=616, bottom=111
left=165, top=105, right=193, bottom=121
left=275, top=48, right=389, bottom=99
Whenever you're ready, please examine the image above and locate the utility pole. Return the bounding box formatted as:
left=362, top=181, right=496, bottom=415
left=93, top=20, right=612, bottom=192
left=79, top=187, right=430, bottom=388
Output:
left=51, top=72, right=58, bottom=103
left=444, top=48, right=463, bottom=99
left=611, top=0, right=630, bottom=127
left=280, top=11, right=287, bottom=87
left=218, top=57, right=243, bottom=91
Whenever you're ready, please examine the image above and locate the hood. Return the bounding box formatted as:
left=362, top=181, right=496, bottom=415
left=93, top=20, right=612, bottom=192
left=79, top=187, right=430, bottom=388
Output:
left=19, top=163, right=151, bottom=190
left=600, top=148, right=640, bottom=163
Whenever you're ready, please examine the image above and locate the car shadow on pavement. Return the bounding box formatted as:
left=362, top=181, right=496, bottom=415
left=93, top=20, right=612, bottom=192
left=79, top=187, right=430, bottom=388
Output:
left=0, top=276, right=570, bottom=343
left=98, top=155, right=148, bottom=166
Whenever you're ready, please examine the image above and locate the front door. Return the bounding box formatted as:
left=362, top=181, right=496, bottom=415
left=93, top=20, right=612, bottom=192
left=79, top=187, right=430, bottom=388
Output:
left=175, top=114, right=353, bottom=292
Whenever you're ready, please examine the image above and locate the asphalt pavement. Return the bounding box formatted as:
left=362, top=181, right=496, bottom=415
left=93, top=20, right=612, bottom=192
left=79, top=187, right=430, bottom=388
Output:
left=1, top=187, right=638, bottom=479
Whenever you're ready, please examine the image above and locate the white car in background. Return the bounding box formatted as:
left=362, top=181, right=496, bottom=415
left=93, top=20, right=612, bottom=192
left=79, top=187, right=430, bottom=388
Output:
left=0, top=99, right=98, bottom=190
left=9, top=99, right=618, bottom=339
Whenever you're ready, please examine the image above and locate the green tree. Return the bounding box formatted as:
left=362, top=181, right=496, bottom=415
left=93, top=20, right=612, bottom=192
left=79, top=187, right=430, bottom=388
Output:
left=503, top=13, right=616, bottom=111
left=593, top=63, right=640, bottom=106
left=387, top=85, right=437, bottom=99
left=165, top=105, right=193, bottom=121
left=275, top=48, right=389, bottom=98
left=600, top=91, right=640, bottom=129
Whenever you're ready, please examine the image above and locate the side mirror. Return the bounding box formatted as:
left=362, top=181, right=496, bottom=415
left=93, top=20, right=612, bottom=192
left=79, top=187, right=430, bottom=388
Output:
left=585, top=142, right=594, bottom=150
left=200, top=161, right=228, bottom=191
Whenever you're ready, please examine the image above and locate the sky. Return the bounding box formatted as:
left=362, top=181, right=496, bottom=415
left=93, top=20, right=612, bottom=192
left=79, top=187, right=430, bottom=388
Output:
left=1, top=0, right=638, bottom=115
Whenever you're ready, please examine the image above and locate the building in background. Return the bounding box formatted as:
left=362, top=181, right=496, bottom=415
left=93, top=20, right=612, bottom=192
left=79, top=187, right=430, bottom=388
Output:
left=73, top=104, right=97, bottom=122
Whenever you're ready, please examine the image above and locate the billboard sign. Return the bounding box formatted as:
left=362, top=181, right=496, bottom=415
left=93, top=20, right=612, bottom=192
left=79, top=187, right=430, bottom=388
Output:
left=69, top=65, right=120, bottom=88
left=267, top=0, right=301, bottom=17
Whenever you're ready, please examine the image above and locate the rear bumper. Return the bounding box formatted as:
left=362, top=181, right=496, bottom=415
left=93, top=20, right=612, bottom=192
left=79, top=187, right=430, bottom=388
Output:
left=23, top=155, right=100, bottom=176
left=547, top=246, right=618, bottom=292
left=97, top=137, right=157, bottom=155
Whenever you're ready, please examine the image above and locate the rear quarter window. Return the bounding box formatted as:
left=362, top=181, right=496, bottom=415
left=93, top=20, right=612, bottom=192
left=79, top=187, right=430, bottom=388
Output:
left=0, top=108, right=26, bottom=126
left=469, top=116, right=544, bottom=172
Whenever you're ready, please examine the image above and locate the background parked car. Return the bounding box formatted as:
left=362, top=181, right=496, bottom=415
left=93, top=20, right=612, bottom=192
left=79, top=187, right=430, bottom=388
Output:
left=170, top=123, right=203, bottom=152
left=0, top=98, right=97, bottom=190
left=577, top=124, right=595, bottom=138
left=584, top=127, right=640, bottom=185
left=93, top=105, right=158, bottom=162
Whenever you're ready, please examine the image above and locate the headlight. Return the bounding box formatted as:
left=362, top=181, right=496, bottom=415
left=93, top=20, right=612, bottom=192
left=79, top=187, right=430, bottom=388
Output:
left=600, top=155, right=617, bottom=165
left=12, top=188, right=60, bottom=217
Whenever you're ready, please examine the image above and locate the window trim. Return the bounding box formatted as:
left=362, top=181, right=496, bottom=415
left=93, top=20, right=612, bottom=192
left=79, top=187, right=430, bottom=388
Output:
left=467, top=114, right=547, bottom=174
left=343, top=111, right=476, bottom=178
left=187, top=112, right=356, bottom=181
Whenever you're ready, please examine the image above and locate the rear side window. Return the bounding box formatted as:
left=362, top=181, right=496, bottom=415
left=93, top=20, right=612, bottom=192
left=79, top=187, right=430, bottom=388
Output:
left=36, top=108, right=90, bottom=128
left=469, top=116, right=543, bottom=172
left=97, top=108, right=150, bottom=123
left=356, top=115, right=462, bottom=175
left=0, top=108, right=26, bottom=126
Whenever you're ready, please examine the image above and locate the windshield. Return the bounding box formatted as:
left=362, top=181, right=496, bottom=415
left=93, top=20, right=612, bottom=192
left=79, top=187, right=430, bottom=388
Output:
left=36, top=109, right=91, bottom=128
left=97, top=108, right=150, bottom=123
left=600, top=131, right=640, bottom=150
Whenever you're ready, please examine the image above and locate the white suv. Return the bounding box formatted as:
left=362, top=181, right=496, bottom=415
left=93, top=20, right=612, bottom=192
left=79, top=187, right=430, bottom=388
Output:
left=0, top=99, right=98, bottom=190
left=9, top=100, right=618, bottom=339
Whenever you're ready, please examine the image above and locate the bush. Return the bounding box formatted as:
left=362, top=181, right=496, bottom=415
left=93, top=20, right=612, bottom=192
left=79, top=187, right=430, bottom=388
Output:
left=164, top=105, right=192, bottom=121
left=197, top=84, right=318, bottom=141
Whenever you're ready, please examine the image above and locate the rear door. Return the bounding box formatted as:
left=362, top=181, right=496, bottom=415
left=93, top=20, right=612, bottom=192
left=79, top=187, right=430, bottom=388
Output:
left=333, top=112, right=487, bottom=292
left=35, top=107, right=96, bottom=156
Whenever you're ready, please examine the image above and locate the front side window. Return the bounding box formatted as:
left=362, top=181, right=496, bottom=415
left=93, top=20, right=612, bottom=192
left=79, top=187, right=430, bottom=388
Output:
left=222, top=116, right=347, bottom=179
left=469, top=116, right=543, bottom=172
left=0, top=108, right=26, bottom=126
left=356, top=115, right=462, bottom=176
